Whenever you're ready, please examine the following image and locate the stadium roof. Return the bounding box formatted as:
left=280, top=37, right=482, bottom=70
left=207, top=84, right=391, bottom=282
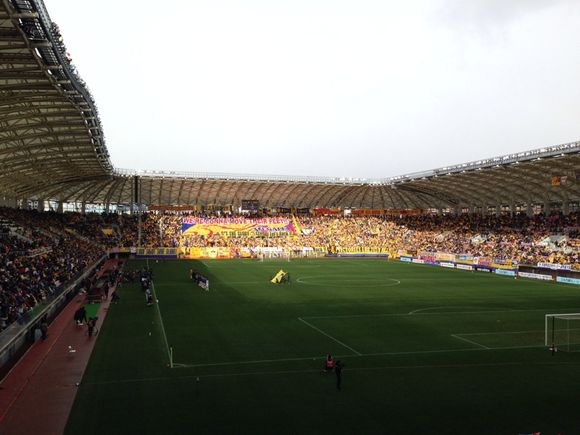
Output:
left=0, top=0, right=112, bottom=199
left=0, top=0, right=579, bottom=211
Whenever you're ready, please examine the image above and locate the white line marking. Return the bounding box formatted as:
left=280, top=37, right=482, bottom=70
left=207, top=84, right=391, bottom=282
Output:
left=303, top=307, right=580, bottom=320
left=172, top=354, right=352, bottom=369
left=450, top=334, right=490, bottom=349
left=224, top=281, right=263, bottom=285
left=173, top=346, right=503, bottom=368
left=297, top=317, right=362, bottom=355
left=408, top=306, right=504, bottom=315
left=295, top=276, right=400, bottom=287
left=457, top=329, right=544, bottom=336
left=147, top=259, right=172, bottom=366
left=83, top=361, right=580, bottom=386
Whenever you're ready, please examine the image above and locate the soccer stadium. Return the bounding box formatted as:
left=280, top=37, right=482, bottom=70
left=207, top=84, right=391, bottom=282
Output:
left=0, top=1, right=580, bottom=434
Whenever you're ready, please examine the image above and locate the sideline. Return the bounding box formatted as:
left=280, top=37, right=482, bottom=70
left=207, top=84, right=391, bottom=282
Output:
left=81, top=359, right=580, bottom=386
left=147, top=259, right=173, bottom=367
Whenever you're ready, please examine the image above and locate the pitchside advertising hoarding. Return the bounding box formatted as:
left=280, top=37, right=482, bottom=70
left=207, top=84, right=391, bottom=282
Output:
left=537, top=262, right=573, bottom=271
left=518, top=272, right=553, bottom=281
left=495, top=268, right=516, bottom=277
left=556, top=276, right=580, bottom=285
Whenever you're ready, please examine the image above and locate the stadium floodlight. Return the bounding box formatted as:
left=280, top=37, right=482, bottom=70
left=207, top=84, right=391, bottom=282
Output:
left=545, top=313, right=580, bottom=352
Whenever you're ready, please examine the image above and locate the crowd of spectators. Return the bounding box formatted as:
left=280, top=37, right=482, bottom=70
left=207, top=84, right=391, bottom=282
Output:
left=0, top=208, right=104, bottom=333
left=130, top=211, right=579, bottom=267
left=0, top=207, right=578, bottom=333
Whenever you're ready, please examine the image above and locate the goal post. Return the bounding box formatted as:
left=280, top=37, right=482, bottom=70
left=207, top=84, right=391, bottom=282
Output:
left=545, top=313, right=580, bottom=352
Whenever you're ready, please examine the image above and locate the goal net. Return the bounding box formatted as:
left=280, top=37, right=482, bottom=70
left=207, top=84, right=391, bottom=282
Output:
left=545, top=313, right=580, bottom=352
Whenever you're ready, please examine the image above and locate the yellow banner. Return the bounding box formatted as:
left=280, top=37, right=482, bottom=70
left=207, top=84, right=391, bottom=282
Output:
left=180, top=247, right=235, bottom=259
left=335, top=246, right=389, bottom=254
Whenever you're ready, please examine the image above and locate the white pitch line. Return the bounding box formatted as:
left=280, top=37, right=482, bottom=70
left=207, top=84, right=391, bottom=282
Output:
left=178, top=343, right=548, bottom=367
left=303, top=307, right=580, bottom=320
left=82, top=360, right=580, bottom=387
left=224, top=281, right=263, bottom=285
left=297, top=317, right=362, bottom=356
left=457, top=329, right=544, bottom=336
left=172, top=354, right=351, bottom=369
left=174, top=349, right=483, bottom=369
left=295, top=277, right=401, bottom=287
left=147, top=259, right=173, bottom=366
left=450, top=334, right=490, bottom=349
left=408, top=306, right=501, bottom=315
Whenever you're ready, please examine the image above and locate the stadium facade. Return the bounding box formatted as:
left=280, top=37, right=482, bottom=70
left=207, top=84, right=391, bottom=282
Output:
left=0, top=0, right=579, bottom=213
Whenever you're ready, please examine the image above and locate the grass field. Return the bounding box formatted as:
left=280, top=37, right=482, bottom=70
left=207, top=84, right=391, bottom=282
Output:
left=65, top=258, right=580, bottom=435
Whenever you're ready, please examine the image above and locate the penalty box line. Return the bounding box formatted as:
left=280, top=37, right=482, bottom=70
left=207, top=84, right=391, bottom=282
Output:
left=171, top=343, right=549, bottom=370
left=297, top=317, right=362, bottom=356
left=302, top=307, right=580, bottom=320
left=450, top=334, right=490, bottom=349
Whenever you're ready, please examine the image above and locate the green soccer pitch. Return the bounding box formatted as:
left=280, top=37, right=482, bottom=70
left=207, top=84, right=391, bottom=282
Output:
left=65, top=258, right=580, bottom=435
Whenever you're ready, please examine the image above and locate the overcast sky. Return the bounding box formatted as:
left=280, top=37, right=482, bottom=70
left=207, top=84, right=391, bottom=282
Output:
left=46, top=0, right=580, bottom=179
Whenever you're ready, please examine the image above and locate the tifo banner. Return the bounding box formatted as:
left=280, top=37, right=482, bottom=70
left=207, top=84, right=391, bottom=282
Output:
left=335, top=247, right=390, bottom=254
left=351, top=209, right=385, bottom=216
left=436, top=252, right=456, bottom=262
left=418, top=251, right=437, bottom=263
left=181, top=217, right=295, bottom=237
left=312, top=208, right=341, bottom=215
left=149, top=204, right=200, bottom=211
left=473, top=256, right=492, bottom=267
left=383, top=208, right=426, bottom=216
left=136, top=248, right=177, bottom=257
left=180, top=247, right=237, bottom=259
left=493, top=257, right=515, bottom=266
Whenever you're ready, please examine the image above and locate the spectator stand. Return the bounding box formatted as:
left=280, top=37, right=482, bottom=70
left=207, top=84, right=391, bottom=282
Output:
left=0, top=254, right=107, bottom=374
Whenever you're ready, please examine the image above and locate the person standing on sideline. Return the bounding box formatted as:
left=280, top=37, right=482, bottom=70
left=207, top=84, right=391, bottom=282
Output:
left=87, top=317, right=96, bottom=338
left=324, top=354, right=334, bottom=372
left=334, top=360, right=345, bottom=390
left=40, top=315, right=48, bottom=341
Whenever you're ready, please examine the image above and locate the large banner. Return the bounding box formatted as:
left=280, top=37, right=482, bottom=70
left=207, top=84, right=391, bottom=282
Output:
left=473, top=256, right=492, bottom=267
left=181, top=217, right=295, bottom=237
left=136, top=248, right=178, bottom=257
left=179, top=247, right=236, bottom=259
left=435, top=252, right=456, bottom=262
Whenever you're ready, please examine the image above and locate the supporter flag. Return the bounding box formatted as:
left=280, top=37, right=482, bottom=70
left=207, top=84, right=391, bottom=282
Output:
left=271, top=270, right=287, bottom=284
